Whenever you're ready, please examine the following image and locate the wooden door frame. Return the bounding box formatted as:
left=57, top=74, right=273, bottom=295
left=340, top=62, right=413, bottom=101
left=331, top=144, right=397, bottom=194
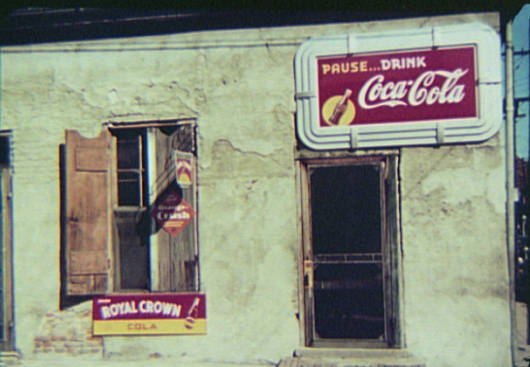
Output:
left=297, top=154, right=402, bottom=348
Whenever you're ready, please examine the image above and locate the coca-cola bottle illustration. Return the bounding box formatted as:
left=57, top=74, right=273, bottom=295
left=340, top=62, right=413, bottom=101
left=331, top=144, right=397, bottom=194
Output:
left=328, top=89, right=352, bottom=125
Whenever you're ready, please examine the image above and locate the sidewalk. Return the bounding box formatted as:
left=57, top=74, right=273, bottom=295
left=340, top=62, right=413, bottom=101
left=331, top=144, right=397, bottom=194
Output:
left=1, top=359, right=275, bottom=367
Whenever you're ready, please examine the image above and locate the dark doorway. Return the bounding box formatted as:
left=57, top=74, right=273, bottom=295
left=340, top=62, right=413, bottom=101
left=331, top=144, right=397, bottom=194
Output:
left=310, top=164, right=384, bottom=340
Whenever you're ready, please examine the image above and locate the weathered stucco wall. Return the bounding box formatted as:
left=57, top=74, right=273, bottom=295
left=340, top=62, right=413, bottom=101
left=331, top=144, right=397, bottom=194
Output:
left=0, top=12, right=511, bottom=367
left=1, top=27, right=304, bottom=366
left=401, top=138, right=511, bottom=366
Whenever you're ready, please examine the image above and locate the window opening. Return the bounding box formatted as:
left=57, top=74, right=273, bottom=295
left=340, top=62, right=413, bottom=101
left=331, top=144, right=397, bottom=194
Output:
left=63, top=120, right=198, bottom=297
left=112, top=128, right=150, bottom=290
left=110, top=123, right=198, bottom=292
left=0, top=136, right=10, bottom=168
left=311, top=164, right=384, bottom=340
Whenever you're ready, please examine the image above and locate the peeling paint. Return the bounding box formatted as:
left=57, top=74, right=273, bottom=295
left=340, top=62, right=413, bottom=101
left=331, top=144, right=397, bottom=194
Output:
left=0, top=13, right=511, bottom=367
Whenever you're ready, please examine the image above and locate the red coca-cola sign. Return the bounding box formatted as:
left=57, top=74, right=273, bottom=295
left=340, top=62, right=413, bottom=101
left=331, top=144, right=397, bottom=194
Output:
left=317, top=46, right=477, bottom=127
left=295, top=24, right=501, bottom=150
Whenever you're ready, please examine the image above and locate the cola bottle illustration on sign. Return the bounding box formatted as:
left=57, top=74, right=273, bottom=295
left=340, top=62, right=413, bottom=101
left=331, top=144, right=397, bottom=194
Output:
left=184, top=297, right=201, bottom=330
left=321, top=89, right=355, bottom=126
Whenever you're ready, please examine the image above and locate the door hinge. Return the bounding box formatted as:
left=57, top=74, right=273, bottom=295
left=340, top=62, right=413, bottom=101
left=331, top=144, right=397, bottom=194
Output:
left=303, top=260, right=313, bottom=288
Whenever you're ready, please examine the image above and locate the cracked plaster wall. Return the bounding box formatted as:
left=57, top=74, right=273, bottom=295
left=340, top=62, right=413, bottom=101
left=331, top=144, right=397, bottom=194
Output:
left=0, top=12, right=511, bottom=367
left=1, top=27, right=301, bottom=365
left=400, top=136, right=511, bottom=366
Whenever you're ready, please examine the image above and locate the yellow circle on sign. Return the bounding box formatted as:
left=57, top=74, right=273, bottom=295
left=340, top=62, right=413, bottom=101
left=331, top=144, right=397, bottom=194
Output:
left=321, top=95, right=356, bottom=126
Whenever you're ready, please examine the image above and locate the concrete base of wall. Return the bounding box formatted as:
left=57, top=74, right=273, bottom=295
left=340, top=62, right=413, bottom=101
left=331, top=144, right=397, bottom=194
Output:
left=2, top=360, right=274, bottom=367
left=279, top=356, right=426, bottom=367
left=0, top=351, right=22, bottom=365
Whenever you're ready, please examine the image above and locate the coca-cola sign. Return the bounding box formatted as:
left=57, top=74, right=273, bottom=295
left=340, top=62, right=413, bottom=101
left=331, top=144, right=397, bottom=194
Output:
left=317, top=47, right=477, bottom=126
left=294, top=23, right=502, bottom=150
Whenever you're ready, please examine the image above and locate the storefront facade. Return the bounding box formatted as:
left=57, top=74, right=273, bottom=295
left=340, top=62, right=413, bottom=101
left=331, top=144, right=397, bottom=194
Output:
left=0, top=11, right=512, bottom=367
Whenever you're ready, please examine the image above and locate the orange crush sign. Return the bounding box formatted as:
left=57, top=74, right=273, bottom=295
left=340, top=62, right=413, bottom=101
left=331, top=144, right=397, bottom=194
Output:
left=92, top=294, right=206, bottom=336
left=150, top=190, right=194, bottom=237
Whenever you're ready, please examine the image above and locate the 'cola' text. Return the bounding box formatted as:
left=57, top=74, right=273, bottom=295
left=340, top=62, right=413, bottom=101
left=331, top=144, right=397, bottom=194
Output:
left=357, top=68, right=469, bottom=110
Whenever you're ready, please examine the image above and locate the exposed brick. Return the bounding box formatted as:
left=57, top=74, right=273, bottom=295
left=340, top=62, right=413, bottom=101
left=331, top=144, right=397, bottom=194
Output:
left=53, top=346, right=66, bottom=353
left=50, top=335, right=67, bottom=342
left=64, top=342, right=81, bottom=349
left=86, top=337, right=103, bottom=345
left=65, top=346, right=81, bottom=356
left=32, top=302, right=104, bottom=359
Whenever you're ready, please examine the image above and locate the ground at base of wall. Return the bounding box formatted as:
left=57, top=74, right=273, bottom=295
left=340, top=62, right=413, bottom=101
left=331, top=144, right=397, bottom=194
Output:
left=0, top=356, right=430, bottom=367
left=278, top=357, right=426, bottom=367
left=0, top=360, right=275, bottom=367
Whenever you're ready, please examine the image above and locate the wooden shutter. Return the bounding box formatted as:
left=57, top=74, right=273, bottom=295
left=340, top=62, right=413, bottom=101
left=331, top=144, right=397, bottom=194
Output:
left=153, top=125, right=198, bottom=291
left=170, top=150, right=198, bottom=290
left=65, top=130, right=113, bottom=295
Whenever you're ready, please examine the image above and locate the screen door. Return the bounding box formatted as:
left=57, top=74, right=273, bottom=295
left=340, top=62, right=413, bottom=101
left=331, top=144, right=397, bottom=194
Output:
left=301, top=157, right=397, bottom=347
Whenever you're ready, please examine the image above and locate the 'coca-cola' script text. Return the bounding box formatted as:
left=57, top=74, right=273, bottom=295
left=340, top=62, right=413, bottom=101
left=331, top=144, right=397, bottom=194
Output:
left=358, top=68, right=468, bottom=110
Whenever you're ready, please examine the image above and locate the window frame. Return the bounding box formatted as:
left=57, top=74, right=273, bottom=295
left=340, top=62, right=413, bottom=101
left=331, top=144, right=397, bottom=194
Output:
left=108, top=121, right=199, bottom=294
left=298, top=153, right=402, bottom=349
left=0, top=132, right=14, bottom=351
left=62, top=119, right=199, bottom=298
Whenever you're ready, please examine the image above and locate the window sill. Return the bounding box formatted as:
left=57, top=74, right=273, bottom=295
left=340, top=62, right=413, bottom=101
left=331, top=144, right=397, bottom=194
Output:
left=111, top=289, right=151, bottom=294
left=113, top=206, right=147, bottom=212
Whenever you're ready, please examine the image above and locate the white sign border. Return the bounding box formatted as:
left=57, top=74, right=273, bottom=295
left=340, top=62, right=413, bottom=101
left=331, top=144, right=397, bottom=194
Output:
left=294, top=23, right=502, bottom=150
